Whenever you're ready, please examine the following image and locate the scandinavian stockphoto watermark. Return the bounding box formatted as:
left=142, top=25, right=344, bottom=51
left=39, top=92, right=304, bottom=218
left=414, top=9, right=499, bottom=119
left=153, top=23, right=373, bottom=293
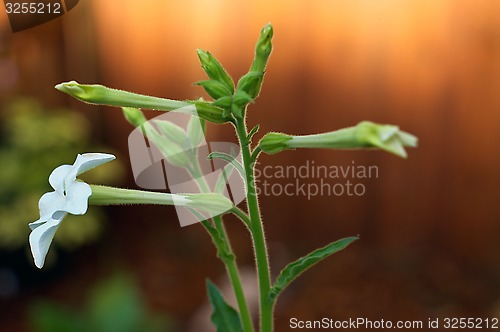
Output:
left=126, top=105, right=379, bottom=226
left=254, top=160, right=378, bottom=200
left=127, top=105, right=246, bottom=227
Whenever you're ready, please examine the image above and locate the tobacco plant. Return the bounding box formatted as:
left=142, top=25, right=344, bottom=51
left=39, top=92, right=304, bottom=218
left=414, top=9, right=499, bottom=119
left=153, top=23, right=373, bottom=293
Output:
left=29, top=23, right=417, bottom=332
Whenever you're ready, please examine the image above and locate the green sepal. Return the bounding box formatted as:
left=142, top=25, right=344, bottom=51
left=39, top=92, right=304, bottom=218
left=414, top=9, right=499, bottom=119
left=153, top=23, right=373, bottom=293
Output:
left=194, top=80, right=232, bottom=100
left=258, top=132, right=293, bottom=154
left=222, top=107, right=231, bottom=118
left=232, top=90, right=254, bottom=108
left=231, top=103, right=242, bottom=119
left=212, top=96, right=233, bottom=109
left=190, top=101, right=229, bottom=124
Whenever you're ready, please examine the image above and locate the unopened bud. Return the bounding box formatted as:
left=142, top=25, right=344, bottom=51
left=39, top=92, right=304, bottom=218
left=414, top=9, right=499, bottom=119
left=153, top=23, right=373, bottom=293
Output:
left=236, top=72, right=263, bottom=99
left=154, top=120, right=188, bottom=148
left=250, top=23, right=274, bottom=73
left=187, top=116, right=205, bottom=147
left=196, top=50, right=234, bottom=93
left=260, top=122, right=418, bottom=158
left=122, top=107, right=147, bottom=127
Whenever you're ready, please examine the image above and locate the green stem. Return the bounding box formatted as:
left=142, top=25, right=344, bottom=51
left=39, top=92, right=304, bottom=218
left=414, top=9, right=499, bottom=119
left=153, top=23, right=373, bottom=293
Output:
left=190, top=157, right=254, bottom=332
left=214, top=215, right=254, bottom=332
left=231, top=207, right=251, bottom=227
left=235, top=116, right=273, bottom=332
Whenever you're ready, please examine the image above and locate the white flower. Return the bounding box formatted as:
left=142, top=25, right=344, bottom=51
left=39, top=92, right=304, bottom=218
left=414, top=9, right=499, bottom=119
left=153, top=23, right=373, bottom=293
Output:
left=29, top=153, right=115, bottom=268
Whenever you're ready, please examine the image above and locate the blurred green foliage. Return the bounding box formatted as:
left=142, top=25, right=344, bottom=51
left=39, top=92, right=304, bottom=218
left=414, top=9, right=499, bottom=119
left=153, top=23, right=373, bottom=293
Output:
left=0, top=99, right=123, bottom=255
left=29, top=274, right=171, bottom=332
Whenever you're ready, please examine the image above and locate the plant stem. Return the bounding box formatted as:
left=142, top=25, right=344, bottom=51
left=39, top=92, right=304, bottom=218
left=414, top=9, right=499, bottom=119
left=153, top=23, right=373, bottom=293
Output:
left=190, top=158, right=255, bottom=332
left=213, top=215, right=255, bottom=332
left=235, top=116, right=273, bottom=332
left=231, top=207, right=251, bottom=227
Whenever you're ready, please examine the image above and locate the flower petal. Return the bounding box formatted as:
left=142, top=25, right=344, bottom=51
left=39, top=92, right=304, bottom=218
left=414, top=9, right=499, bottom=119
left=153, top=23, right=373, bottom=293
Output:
left=380, top=137, right=407, bottom=158
left=38, top=191, right=67, bottom=220
left=64, top=181, right=92, bottom=215
left=29, top=214, right=66, bottom=269
left=73, top=153, right=116, bottom=176
left=397, top=131, right=418, bottom=147
left=48, top=165, right=73, bottom=194
left=377, top=125, right=399, bottom=142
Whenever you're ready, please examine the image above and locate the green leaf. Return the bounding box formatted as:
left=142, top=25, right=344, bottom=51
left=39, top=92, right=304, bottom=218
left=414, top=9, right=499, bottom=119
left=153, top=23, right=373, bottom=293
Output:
left=206, top=280, right=244, bottom=332
left=269, top=236, right=358, bottom=302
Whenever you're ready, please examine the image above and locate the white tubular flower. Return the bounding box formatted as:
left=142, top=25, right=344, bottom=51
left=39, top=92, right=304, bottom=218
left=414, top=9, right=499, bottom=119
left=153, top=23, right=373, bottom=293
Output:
left=29, top=153, right=116, bottom=268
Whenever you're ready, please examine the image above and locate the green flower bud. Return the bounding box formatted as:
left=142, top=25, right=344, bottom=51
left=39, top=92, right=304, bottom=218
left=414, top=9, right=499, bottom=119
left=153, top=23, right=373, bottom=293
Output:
left=187, top=116, right=205, bottom=147
left=259, top=132, right=292, bottom=154
left=260, top=121, right=418, bottom=158
left=196, top=49, right=234, bottom=93
left=194, top=80, right=232, bottom=100
left=122, top=107, right=147, bottom=127
left=236, top=72, right=263, bottom=99
left=154, top=120, right=188, bottom=147
left=235, top=23, right=273, bottom=100
left=55, top=81, right=229, bottom=124
left=56, top=81, right=187, bottom=110
left=156, top=138, right=190, bottom=168
left=125, top=116, right=190, bottom=168
left=250, top=23, right=274, bottom=73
